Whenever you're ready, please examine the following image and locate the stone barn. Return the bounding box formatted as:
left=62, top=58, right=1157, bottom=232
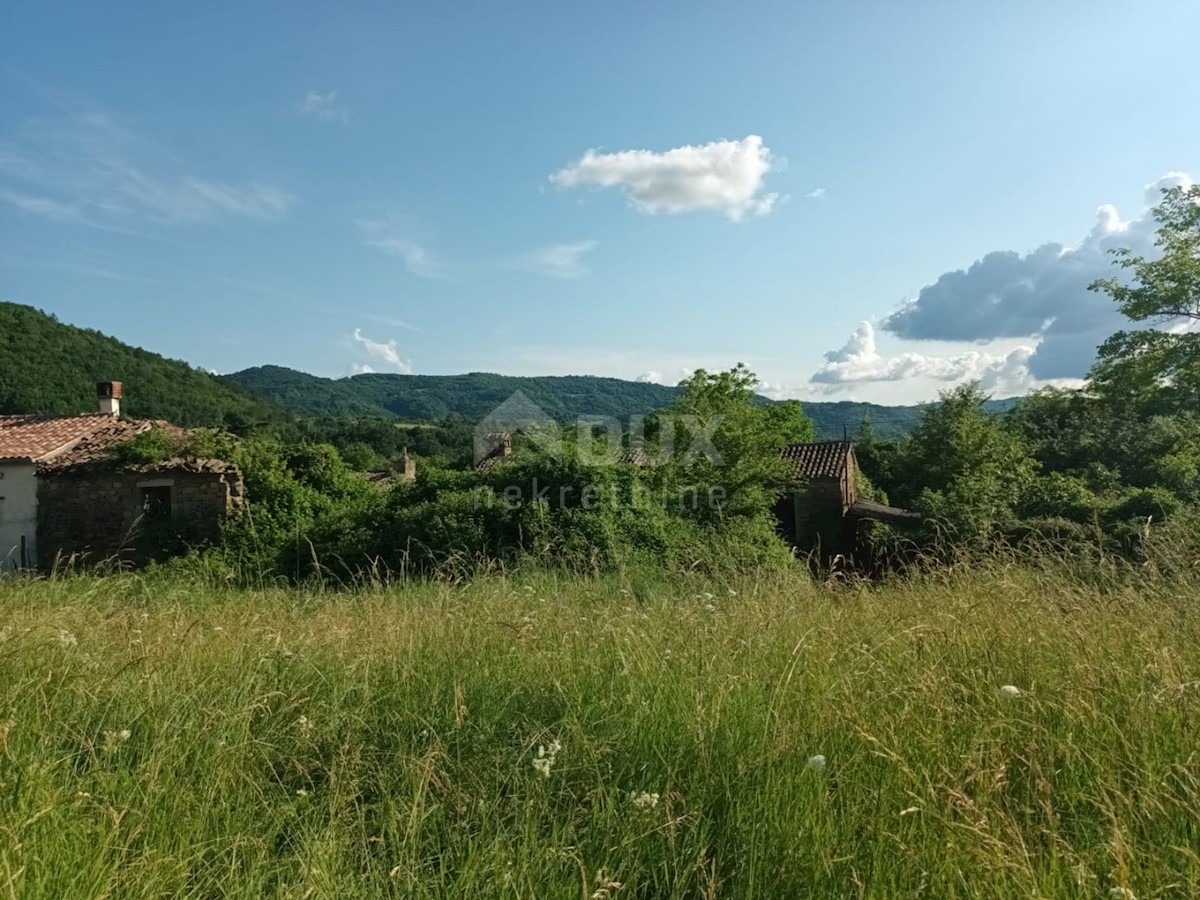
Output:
left=0, top=382, right=242, bottom=570
left=775, top=440, right=919, bottom=559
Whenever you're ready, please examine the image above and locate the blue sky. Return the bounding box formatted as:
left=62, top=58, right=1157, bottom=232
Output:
left=2, top=0, right=1198, bottom=403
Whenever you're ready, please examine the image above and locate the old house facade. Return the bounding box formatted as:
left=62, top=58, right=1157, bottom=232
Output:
left=775, top=440, right=919, bottom=557
left=0, top=383, right=242, bottom=570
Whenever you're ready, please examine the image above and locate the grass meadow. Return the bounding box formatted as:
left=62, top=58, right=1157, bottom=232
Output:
left=1, top=559, right=1199, bottom=898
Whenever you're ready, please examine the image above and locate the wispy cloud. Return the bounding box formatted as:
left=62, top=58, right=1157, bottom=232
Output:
left=296, top=90, right=349, bottom=123
left=0, top=187, right=83, bottom=222
left=551, top=135, right=780, bottom=221
left=352, top=327, right=412, bottom=373
left=359, top=220, right=444, bottom=278
left=0, top=98, right=294, bottom=227
left=513, top=240, right=597, bottom=278
left=805, top=187, right=826, bottom=200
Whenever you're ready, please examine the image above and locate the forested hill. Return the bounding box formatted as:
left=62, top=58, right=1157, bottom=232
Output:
left=225, top=365, right=1016, bottom=439
left=0, top=301, right=1015, bottom=438
left=225, top=366, right=683, bottom=423
left=0, top=302, right=283, bottom=427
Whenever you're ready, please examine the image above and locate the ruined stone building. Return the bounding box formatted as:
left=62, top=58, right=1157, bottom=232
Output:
left=0, top=382, right=242, bottom=570
left=775, top=440, right=919, bottom=557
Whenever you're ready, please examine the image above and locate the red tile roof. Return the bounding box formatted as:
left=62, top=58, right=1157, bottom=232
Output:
left=0, top=414, right=114, bottom=462
left=780, top=441, right=853, bottom=481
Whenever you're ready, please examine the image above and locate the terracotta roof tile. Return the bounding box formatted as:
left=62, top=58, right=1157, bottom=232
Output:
left=780, top=441, right=853, bottom=481
left=0, top=414, right=114, bottom=462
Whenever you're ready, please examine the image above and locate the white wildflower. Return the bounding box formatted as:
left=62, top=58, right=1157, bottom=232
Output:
left=630, top=791, right=660, bottom=809
left=101, top=728, right=132, bottom=754
left=807, top=754, right=827, bottom=772
left=57, top=629, right=77, bottom=648
left=532, top=739, right=562, bottom=778
left=296, top=789, right=309, bottom=797
left=998, top=685, right=1022, bottom=699
left=1109, top=888, right=1136, bottom=899
left=297, top=715, right=314, bottom=735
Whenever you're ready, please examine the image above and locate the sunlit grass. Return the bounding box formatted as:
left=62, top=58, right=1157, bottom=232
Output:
left=1, top=562, right=1199, bottom=897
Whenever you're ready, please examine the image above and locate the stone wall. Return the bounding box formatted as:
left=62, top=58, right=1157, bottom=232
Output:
left=37, top=468, right=243, bottom=568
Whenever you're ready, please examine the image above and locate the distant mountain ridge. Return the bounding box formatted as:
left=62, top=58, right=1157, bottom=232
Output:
left=225, top=365, right=1016, bottom=440
left=0, top=301, right=1015, bottom=439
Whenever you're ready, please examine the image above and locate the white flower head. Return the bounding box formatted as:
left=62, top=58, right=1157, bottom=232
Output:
left=297, top=715, right=314, bottom=735
left=101, top=728, right=132, bottom=754
left=1109, top=888, right=1136, bottom=899
left=532, top=739, right=562, bottom=778
left=57, top=629, right=78, bottom=648
left=807, top=754, right=827, bottom=772
left=630, top=790, right=660, bottom=809
left=998, top=685, right=1022, bottom=699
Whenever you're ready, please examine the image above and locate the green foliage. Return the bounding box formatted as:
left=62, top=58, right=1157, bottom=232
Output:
left=108, top=427, right=185, bottom=465
left=1089, top=183, right=1200, bottom=415
left=0, top=302, right=283, bottom=426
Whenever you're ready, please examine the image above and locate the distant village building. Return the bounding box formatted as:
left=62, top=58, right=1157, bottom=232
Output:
left=474, top=432, right=514, bottom=473
left=0, top=382, right=242, bottom=570
left=775, top=440, right=919, bottom=557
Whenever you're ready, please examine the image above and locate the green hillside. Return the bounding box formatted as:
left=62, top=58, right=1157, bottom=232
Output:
left=226, top=365, right=1016, bottom=439
left=0, top=302, right=283, bottom=427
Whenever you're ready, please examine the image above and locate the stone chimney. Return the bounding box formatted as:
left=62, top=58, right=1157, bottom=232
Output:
left=393, top=447, right=417, bottom=481
left=97, top=381, right=122, bottom=417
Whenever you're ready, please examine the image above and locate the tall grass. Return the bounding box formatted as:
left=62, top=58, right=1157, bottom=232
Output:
left=1, top=560, right=1198, bottom=898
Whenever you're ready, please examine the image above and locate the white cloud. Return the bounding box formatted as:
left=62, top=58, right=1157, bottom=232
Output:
left=806, top=187, right=826, bottom=200
left=551, top=135, right=779, bottom=221
left=359, top=221, right=443, bottom=277
left=882, top=171, right=1195, bottom=380
left=117, top=169, right=293, bottom=223
left=0, top=188, right=83, bottom=222
left=0, top=103, right=294, bottom=226
left=296, top=90, right=349, bottom=122
left=812, top=321, right=1038, bottom=397
left=348, top=362, right=375, bottom=375
left=352, top=328, right=411, bottom=373
left=635, top=370, right=666, bottom=384
left=514, top=240, right=596, bottom=278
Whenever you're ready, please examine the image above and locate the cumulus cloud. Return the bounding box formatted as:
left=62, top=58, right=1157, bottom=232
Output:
left=551, top=135, right=779, bottom=221
left=812, top=321, right=1037, bottom=397
left=882, top=172, right=1194, bottom=380
left=635, top=370, right=666, bottom=385
left=296, top=90, right=349, bottom=122
left=514, top=240, right=596, bottom=278
left=348, top=362, right=375, bottom=375
left=352, top=328, right=411, bottom=373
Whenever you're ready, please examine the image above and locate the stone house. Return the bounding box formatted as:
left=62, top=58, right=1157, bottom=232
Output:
left=775, top=440, right=919, bottom=556
left=0, top=382, right=242, bottom=570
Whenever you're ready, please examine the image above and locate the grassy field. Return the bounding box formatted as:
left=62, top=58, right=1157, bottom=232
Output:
left=1, top=561, right=1199, bottom=898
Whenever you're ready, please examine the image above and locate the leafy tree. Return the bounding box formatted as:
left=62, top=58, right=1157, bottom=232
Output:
left=896, top=383, right=1037, bottom=539
left=646, top=364, right=813, bottom=524
left=1089, top=183, right=1200, bottom=415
